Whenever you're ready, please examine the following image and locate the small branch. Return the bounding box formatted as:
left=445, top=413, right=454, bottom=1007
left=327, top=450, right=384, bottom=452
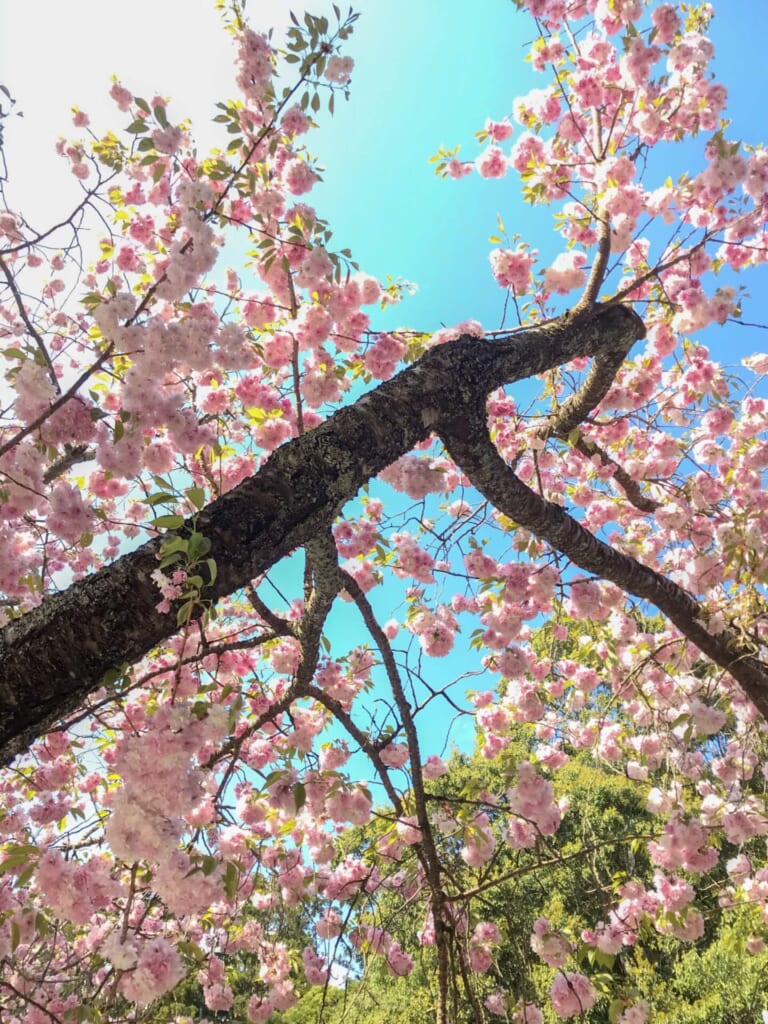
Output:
left=539, top=323, right=632, bottom=438
left=304, top=682, right=404, bottom=816
left=341, top=568, right=452, bottom=1024
left=42, top=444, right=95, bottom=485
left=203, top=683, right=300, bottom=771
left=246, top=584, right=295, bottom=637
left=458, top=831, right=656, bottom=900
left=569, top=434, right=659, bottom=513
left=0, top=180, right=113, bottom=257
left=0, top=253, right=59, bottom=390
left=535, top=325, right=660, bottom=512
left=571, top=213, right=612, bottom=317
left=0, top=342, right=114, bottom=460
left=727, top=317, right=768, bottom=330
left=607, top=234, right=709, bottom=307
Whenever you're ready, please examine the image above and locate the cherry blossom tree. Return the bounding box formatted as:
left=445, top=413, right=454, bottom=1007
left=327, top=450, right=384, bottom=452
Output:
left=1, top=1, right=768, bottom=1022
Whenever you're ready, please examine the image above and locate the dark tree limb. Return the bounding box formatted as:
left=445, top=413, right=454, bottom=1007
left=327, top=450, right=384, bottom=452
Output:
left=538, top=319, right=660, bottom=513
left=568, top=434, right=660, bottom=514
left=0, top=303, right=645, bottom=765
left=437, top=403, right=768, bottom=718
left=541, top=317, right=629, bottom=439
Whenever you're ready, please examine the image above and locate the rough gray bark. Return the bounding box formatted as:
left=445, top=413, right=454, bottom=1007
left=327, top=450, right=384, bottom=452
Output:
left=1, top=303, right=647, bottom=764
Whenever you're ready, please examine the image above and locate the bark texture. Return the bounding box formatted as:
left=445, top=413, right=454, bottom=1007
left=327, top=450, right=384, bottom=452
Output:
left=0, top=304, right=647, bottom=764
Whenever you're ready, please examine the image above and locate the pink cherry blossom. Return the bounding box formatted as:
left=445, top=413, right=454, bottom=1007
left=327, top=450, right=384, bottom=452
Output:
left=549, top=972, right=597, bottom=1018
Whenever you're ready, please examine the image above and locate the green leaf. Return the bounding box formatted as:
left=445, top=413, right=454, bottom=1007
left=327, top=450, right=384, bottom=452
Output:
left=177, top=939, right=206, bottom=963
left=262, top=769, right=287, bottom=789
left=187, top=531, right=211, bottom=561
left=224, top=860, right=240, bottom=900
left=200, top=854, right=218, bottom=876
left=176, top=600, right=196, bottom=624
left=294, top=782, right=306, bottom=811
left=608, top=999, right=625, bottom=1024
left=186, top=486, right=206, bottom=510
left=159, top=537, right=188, bottom=557
left=102, top=664, right=127, bottom=687
left=153, top=104, right=169, bottom=128
left=0, top=843, right=39, bottom=873
left=17, top=862, right=35, bottom=888
left=153, top=514, right=185, bottom=530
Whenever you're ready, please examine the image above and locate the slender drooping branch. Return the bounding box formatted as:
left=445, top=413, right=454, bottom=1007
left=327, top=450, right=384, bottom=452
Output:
left=438, top=405, right=768, bottom=717
left=540, top=332, right=630, bottom=439
left=568, top=434, right=659, bottom=513
left=0, top=343, right=114, bottom=460
left=0, top=253, right=59, bottom=390
left=341, top=568, right=453, bottom=1024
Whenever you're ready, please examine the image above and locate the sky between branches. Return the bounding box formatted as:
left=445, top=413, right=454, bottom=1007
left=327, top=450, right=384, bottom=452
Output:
left=2, top=0, right=768, bottom=765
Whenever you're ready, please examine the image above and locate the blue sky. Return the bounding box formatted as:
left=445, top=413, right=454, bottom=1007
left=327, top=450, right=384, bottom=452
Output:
left=308, top=0, right=768, bottom=349
left=3, top=0, right=766, bottom=345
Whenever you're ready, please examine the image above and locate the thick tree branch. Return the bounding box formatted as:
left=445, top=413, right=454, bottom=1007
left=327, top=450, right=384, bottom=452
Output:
left=541, top=336, right=630, bottom=439
left=438, top=406, right=768, bottom=718
left=295, top=531, right=342, bottom=688
left=0, top=304, right=645, bottom=764
left=539, top=339, right=660, bottom=512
